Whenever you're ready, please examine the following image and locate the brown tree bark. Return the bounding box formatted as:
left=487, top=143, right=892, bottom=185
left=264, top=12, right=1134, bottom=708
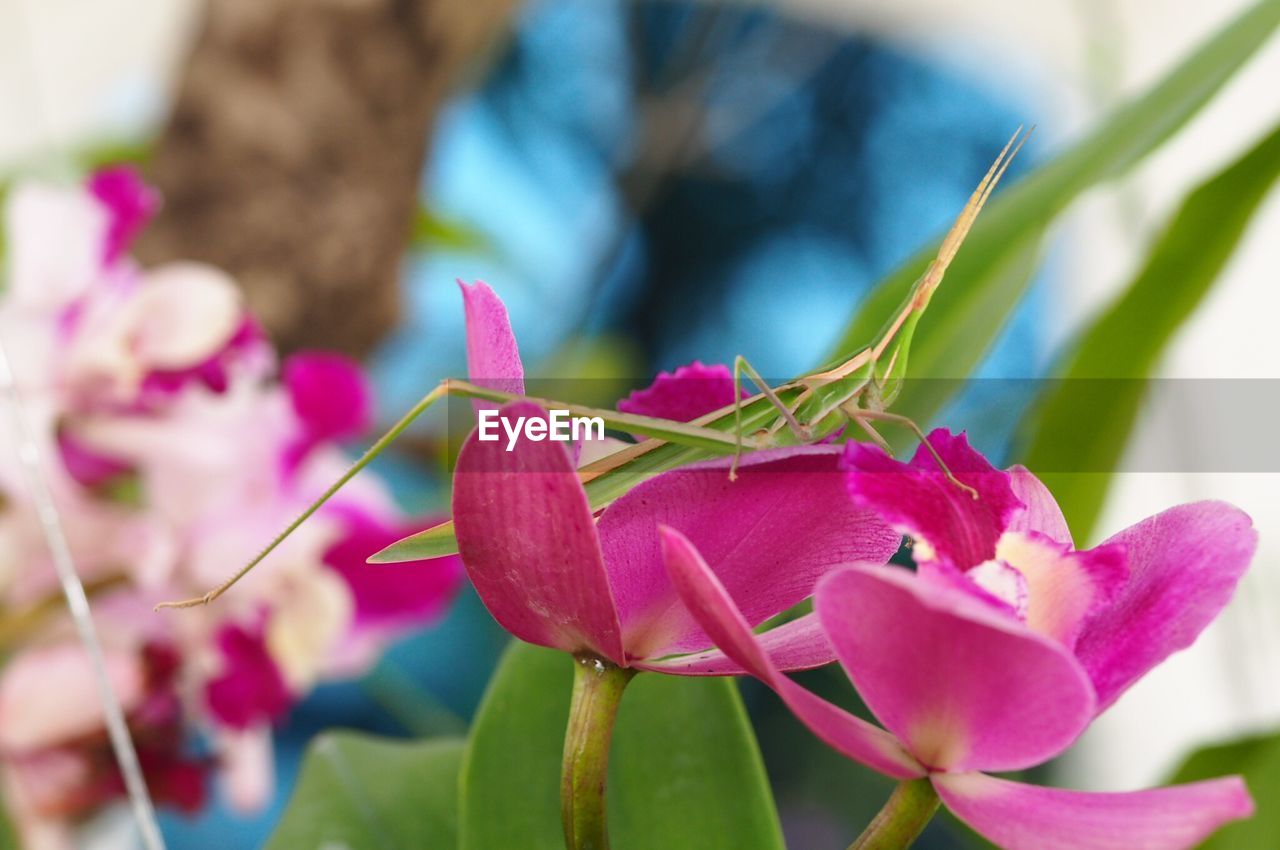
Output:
left=137, top=0, right=514, bottom=357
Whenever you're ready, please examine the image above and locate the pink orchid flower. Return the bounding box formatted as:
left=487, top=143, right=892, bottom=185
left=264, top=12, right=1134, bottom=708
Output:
left=452, top=400, right=901, bottom=673
left=659, top=429, right=1257, bottom=850
left=453, top=280, right=904, bottom=670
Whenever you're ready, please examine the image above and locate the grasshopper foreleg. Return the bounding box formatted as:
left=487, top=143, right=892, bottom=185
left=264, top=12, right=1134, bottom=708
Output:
left=839, top=403, right=979, bottom=500
left=731, top=355, right=809, bottom=479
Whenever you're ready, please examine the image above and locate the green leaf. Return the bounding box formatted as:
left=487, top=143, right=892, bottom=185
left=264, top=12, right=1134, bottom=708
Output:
left=825, top=0, right=1280, bottom=429
left=1166, top=729, right=1280, bottom=849
left=76, top=138, right=152, bottom=170
left=371, top=518, right=458, bottom=561
left=266, top=731, right=464, bottom=850
left=411, top=205, right=492, bottom=253
left=1015, top=119, right=1280, bottom=541
left=459, top=642, right=785, bottom=850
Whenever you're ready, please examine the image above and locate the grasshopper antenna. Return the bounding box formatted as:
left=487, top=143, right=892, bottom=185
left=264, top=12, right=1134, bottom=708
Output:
left=867, top=125, right=1032, bottom=365
left=916, top=124, right=1031, bottom=307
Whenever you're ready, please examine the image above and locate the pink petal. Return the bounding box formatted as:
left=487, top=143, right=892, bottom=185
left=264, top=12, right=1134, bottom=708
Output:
left=57, top=427, right=133, bottom=488
left=0, top=645, right=144, bottom=751
left=634, top=612, right=835, bottom=676
left=596, top=446, right=900, bottom=659
left=459, top=280, right=524, bottom=412
left=204, top=623, right=292, bottom=730
left=1073, top=501, right=1257, bottom=711
left=140, top=316, right=270, bottom=402
left=934, top=771, right=1254, bottom=850
left=130, top=263, right=244, bottom=370
left=3, top=182, right=107, bottom=310
left=88, top=166, right=159, bottom=263
left=135, top=748, right=208, bottom=815
left=659, top=527, right=924, bottom=778
left=1007, top=465, right=1073, bottom=545
left=452, top=401, right=625, bottom=664
left=284, top=351, right=375, bottom=443
left=842, top=429, right=1021, bottom=568
left=218, top=726, right=275, bottom=813
left=617, top=361, right=745, bottom=423
left=322, top=505, right=464, bottom=631
left=815, top=564, right=1095, bottom=773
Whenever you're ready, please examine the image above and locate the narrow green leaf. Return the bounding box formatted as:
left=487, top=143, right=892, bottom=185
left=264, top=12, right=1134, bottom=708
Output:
left=826, top=0, right=1280, bottom=428
left=266, top=732, right=464, bottom=850
left=1166, top=729, right=1280, bottom=849
left=370, top=519, right=459, bottom=562
left=1016, top=120, right=1280, bottom=541
left=459, top=642, right=785, bottom=850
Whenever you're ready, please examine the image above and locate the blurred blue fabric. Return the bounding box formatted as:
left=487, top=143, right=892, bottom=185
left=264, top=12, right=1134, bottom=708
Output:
left=162, top=0, right=1045, bottom=845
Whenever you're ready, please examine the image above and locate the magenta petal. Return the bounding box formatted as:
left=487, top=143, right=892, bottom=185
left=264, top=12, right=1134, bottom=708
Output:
left=322, top=507, right=464, bottom=630
left=452, top=401, right=625, bottom=664
left=842, top=429, right=1021, bottom=567
left=597, top=446, right=900, bottom=658
left=617, top=361, right=745, bottom=423
left=815, top=564, right=1095, bottom=773
left=204, top=624, right=291, bottom=730
left=1007, top=465, right=1073, bottom=545
left=88, top=166, right=159, bottom=263
left=459, top=280, right=525, bottom=413
left=284, top=351, right=375, bottom=443
left=57, top=428, right=133, bottom=488
left=934, top=771, right=1254, bottom=850
left=1073, top=501, right=1257, bottom=711
left=659, top=527, right=924, bottom=779
left=634, top=612, right=835, bottom=676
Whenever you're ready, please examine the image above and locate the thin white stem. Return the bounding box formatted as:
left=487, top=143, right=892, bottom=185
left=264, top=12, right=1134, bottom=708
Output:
left=0, top=337, right=165, bottom=850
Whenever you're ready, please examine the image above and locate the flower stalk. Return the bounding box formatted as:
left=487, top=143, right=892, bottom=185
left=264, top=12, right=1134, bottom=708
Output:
left=847, top=778, right=940, bottom=850
left=561, top=654, right=635, bottom=850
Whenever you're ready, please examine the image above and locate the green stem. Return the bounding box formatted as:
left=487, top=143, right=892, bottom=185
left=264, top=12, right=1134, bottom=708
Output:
left=847, top=778, right=940, bottom=850
left=561, top=655, right=636, bottom=850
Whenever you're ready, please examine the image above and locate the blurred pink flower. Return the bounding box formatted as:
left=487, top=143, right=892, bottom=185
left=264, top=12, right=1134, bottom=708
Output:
left=0, top=170, right=459, bottom=831
left=60, top=261, right=271, bottom=409
left=0, top=643, right=206, bottom=847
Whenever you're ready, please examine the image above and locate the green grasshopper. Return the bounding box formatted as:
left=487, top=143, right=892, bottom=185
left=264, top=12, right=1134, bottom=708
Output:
left=156, top=127, right=1027, bottom=611
left=726, top=126, right=1029, bottom=481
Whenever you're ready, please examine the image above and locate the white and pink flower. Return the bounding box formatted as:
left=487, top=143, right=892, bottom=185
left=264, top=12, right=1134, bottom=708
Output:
left=0, top=168, right=462, bottom=841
